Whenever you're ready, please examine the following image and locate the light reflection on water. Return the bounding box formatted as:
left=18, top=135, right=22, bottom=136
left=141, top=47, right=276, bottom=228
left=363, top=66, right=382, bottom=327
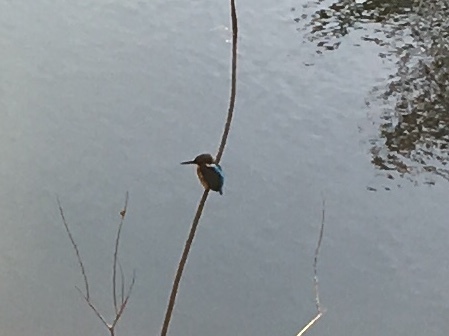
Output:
left=298, top=0, right=449, bottom=187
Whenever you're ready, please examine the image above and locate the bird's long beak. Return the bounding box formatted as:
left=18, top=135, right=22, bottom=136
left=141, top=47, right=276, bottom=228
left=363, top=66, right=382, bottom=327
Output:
left=180, top=160, right=195, bottom=165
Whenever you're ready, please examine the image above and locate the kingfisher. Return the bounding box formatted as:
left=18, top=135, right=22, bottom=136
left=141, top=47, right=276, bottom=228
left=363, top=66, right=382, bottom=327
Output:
left=181, top=153, right=224, bottom=195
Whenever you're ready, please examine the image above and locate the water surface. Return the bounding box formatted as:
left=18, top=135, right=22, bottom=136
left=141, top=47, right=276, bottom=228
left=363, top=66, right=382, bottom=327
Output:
left=1, top=1, right=448, bottom=335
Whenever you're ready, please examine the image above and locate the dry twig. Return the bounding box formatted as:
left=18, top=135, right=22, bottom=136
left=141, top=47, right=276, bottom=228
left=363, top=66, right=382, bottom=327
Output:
left=296, top=199, right=326, bottom=336
left=58, top=193, right=134, bottom=336
left=113, top=191, right=129, bottom=313
left=57, top=197, right=90, bottom=300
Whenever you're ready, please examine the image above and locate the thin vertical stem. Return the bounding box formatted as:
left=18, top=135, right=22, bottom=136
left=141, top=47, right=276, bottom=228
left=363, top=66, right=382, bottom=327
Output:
left=216, top=0, right=238, bottom=164
left=160, top=190, right=209, bottom=336
left=160, top=0, right=238, bottom=334
left=113, top=192, right=129, bottom=313
left=295, top=199, right=326, bottom=336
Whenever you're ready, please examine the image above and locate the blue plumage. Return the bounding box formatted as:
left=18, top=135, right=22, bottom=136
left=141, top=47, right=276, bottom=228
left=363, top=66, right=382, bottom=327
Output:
left=181, top=154, right=224, bottom=195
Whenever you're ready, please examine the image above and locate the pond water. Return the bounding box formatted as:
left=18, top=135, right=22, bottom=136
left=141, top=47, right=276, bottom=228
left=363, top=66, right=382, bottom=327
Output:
left=1, top=0, right=448, bottom=335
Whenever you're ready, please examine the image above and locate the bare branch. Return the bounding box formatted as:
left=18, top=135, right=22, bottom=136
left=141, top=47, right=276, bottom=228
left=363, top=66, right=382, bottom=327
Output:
left=75, top=286, right=109, bottom=329
left=160, top=189, right=209, bottom=336
left=160, top=1, right=238, bottom=335
left=113, top=192, right=129, bottom=313
left=119, top=261, right=125, bottom=305
left=112, top=270, right=136, bottom=329
left=313, top=199, right=325, bottom=313
left=216, top=0, right=238, bottom=164
left=57, top=198, right=90, bottom=300
left=295, top=199, right=326, bottom=336
left=60, top=194, right=134, bottom=336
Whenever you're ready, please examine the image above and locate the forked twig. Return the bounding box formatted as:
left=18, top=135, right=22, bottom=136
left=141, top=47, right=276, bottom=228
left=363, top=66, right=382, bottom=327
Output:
left=160, top=1, right=238, bottom=335
left=76, top=286, right=109, bottom=329
left=296, top=199, right=326, bottom=336
left=58, top=194, right=134, bottom=336
left=112, top=270, right=136, bottom=329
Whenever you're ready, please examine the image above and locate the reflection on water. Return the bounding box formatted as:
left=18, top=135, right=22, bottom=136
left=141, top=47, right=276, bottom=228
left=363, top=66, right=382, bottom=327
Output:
left=298, top=0, right=449, bottom=185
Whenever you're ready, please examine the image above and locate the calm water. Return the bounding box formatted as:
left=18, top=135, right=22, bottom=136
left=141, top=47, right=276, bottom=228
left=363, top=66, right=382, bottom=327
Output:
left=1, top=1, right=448, bottom=335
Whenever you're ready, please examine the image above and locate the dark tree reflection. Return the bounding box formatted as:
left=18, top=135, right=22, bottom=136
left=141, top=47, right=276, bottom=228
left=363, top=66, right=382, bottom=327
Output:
left=297, top=0, right=449, bottom=184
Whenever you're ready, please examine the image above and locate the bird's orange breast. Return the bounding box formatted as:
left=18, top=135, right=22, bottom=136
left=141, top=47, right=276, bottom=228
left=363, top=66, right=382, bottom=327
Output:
left=196, top=166, right=209, bottom=189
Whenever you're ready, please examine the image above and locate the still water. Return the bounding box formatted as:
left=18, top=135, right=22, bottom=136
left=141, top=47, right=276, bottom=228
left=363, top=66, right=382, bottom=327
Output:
left=1, top=0, right=448, bottom=335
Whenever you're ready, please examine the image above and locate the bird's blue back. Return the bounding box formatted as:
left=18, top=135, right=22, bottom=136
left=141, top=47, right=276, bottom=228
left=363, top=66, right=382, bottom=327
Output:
left=211, top=164, right=224, bottom=181
left=198, top=163, right=224, bottom=194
